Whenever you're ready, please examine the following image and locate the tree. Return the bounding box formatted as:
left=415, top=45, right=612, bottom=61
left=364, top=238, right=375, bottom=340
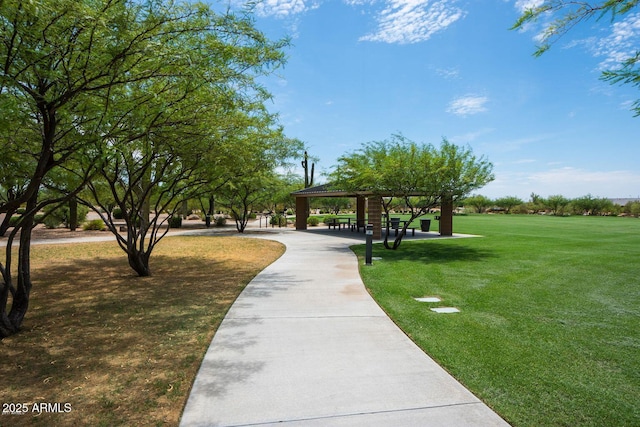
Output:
left=624, top=200, right=640, bottom=216
left=1, top=0, right=175, bottom=338
left=464, top=195, right=493, bottom=213
left=527, top=193, right=547, bottom=213
left=571, top=194, right=614, bottom=215
left=318, top=197, right=351, bottom=215
left=217, top=132, right=304, bottom=232
left=332, top=135, right=494, bottom=249
left=0, top=0, right=289, bottom=336
left=512, top=1, right=640, bottom=115
left=494, top=196, right=524, bottom=214
left=546, top=194, right=571, bottom=215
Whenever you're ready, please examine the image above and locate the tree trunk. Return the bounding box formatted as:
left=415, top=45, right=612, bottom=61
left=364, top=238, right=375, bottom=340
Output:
left=0, top=199, right=36, bottom=338
left=182, top=199, right=189, bottom=219
left=0, top=212, right=11, bottom=237
left=128, top=250, right=151, bottom=277
left=69, top=197, right=78, bottom=231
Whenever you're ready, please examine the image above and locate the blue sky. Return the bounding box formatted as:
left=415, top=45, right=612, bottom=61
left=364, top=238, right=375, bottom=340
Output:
left=239, top=0, right=640, bottom=200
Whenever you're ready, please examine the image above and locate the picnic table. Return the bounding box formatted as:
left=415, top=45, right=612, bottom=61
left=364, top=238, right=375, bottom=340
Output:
left=387, top=218, right=417, bottom=236
left=326, top=218, right=370, bottom=232
left=326, top=217, right=352, bottom=230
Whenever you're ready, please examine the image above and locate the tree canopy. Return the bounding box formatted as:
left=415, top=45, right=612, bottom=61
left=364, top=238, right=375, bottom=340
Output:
left=0, top=0, right=291, bottom=336
left=331, top=135, right=494, bottom=249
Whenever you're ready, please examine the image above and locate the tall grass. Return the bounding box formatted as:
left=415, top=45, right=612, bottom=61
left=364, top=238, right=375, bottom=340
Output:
left=354, top=215, right=640, bottom=427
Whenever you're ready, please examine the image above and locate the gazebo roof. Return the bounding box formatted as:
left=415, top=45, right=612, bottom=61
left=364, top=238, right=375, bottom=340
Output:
left=291, top=183, right=372, bottom=198
left=291, top=183, right=429, bottom=198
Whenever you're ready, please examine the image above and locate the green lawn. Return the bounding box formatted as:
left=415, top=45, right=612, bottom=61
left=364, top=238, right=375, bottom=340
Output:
left=352, top=214, right=640, bottom=427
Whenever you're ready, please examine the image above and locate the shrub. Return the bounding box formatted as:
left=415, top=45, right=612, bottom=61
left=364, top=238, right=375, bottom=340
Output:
left=270, top=214, right=287, bottom=227
left=215, top=216, right=226, bottom=227
left=307, top=216, right=320, bottom=226
left=83, top=219, right=106, bottom=231
left=42, top=215, right=62, bottom=229
left=322, top=214, right=338, bottom=224
left=42, top=204, right=89, bottom=228
left=168, top=216, right=182, bottom=228
left=8, top=215, right=21, bottom=227
left=112, top=208, right=124, bottom=219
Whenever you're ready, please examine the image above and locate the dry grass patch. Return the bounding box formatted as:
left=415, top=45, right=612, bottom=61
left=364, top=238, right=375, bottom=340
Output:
left=1, top=235, right=284, bottom=427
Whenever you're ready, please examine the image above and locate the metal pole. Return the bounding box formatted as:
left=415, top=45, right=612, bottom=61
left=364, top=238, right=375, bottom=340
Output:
left=365, top=224, right=373, bottom=266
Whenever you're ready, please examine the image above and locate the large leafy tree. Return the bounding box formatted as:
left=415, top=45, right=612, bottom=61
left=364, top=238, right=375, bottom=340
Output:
left=217, top=134, right=304, bottom=232
left=0, top=0, right=169, bottom=338
left=512, top=1, right=640, bottom=114
left=332, top=135, right=494, bottom=249
left=0, top=0, right=288, bottom=336
left=465, top=194, right=493, bottom=213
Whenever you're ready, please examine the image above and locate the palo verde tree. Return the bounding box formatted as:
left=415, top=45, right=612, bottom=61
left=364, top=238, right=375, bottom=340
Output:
left=0, top=0, right=173, bottom=337
left=0, top=0, right=289, bottom=336
left=332, top=135, right=494, bottom=249
left=513, top=0, right=640, bottom=115
left=464, top=194, right=493, bottom=213
left=79, top=4, right=289, bottom=276
left=217, top=133, right=304, bottom=233
left=494, top=196, right=524, bottom=214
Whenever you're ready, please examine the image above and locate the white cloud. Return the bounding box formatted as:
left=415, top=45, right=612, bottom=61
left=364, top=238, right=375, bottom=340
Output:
left=254, top=0, right=315, bottom=18
left=512, top=0, right=640, bottom=70
left=446, top=95, right=488, bottom=116
left=592, top=13, right=640, bottom=70
left=514, top=0, right=543, bottom=14
left=436, top=66, right=460, bottom=79
left=449, top=127, right=494, bottom=144
left=359, top=0, right=465, bottom=44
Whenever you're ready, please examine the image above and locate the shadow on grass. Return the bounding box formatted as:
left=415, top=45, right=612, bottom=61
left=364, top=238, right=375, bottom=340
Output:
left=1, top=237, right=284, bottom=427
left=354, top=240, right=496, bottom=265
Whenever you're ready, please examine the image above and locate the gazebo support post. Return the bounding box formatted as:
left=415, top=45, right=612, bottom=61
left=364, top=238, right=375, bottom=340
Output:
left=439, top=196, right=453, bottom=236
left=368, top=196, right=382, bottom=239
left=296, top=197, right=308, bottom=230
left=356, top=195, right=366, bottom=231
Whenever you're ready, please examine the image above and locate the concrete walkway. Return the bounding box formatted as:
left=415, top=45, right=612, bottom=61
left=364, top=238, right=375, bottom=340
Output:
left=180, top=229, right=510, bottom=427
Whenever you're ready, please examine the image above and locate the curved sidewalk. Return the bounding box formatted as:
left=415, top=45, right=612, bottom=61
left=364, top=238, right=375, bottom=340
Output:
left=180, top=230, right=510, bottom=427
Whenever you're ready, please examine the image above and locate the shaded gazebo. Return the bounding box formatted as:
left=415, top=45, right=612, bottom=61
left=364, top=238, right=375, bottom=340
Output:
left=292, top=184, right=453, bottom=239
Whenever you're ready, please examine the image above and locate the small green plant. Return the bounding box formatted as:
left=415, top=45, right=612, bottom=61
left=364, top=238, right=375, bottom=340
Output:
left=112, top=208, right=124, bottom=219
left=83, top=219, right=106, bottom=231
left=168, top=216, right=182, bottom=228
left=270, top=214, right=287, bottom=227
left=42, top=204, right=89, bottom=228
left=307, top=216, right=320, bottom=226
left=214, top=216, right=226, bottom=227
left=42, top=215, right=63, bottom=229
left=9, top=215, right=21, bottom=227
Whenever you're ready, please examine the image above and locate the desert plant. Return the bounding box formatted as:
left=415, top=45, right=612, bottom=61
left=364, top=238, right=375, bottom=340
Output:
left=83, top=219, right=106, bottom=231
left=112, top=207, right=124, bottom=219
left=168, top=216, right=182, bottom=228
left=270, top=214, right=287, bottom=227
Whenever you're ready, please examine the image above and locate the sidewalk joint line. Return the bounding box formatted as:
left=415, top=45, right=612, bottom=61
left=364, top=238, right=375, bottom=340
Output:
left=222, top=401, right=484, bottom=426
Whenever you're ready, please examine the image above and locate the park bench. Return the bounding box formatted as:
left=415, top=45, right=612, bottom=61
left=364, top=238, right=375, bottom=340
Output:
left=388, top=218, right=416, bottom=236
left=326, top=218, right=351, bottom=230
